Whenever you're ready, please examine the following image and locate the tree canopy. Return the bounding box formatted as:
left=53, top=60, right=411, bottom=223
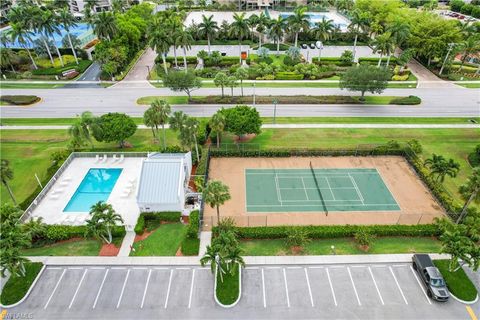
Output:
left=92, top=113, right=137, bottom=147
left=162, top=71, right=202, bottom=99
left=219, top=105, right=262, bottom=137
left=339, top=64, right=390, bottom=99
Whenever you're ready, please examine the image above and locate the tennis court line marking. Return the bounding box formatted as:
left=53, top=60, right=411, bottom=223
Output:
left=324, top=177, right=336, bottom=200
left=246, top=172, right=378, bottom=176
left=247, top=203, right=400, bottom=207
left=348, top=174, right=365, bottom=203
left=274, top=173, right=283, bottom=206
left=301, top=177, right=309, bottom=200
left=375, top=168, right=401, bottom=209
left=278, top=187, right=357, bottom=190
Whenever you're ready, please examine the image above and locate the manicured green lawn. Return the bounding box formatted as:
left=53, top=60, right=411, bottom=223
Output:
left=21, top=239, right=102, bottom=256
left=181, top=237, right=200, bottom=256
left=2, top=117, right=477, bottom=126
left=0, top=83, right=64, bottom=89
left=455, top=82, right=480, bottom=88
left=130, top=223, right=187, bottom=256
left=434, top=260, right=478, bottom=302
left=216, top=263, right=240, bottom=306
left=137, top=96, right=189, bottom=105
left=0, top=262, right=43, bottom=305
left=240, top=237, right=442, bottom=256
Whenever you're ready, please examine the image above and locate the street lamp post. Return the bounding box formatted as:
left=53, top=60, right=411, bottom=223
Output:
left=439, top=43, right=455, bottom=75
left=273, top=99, right=278, bottom=124
left=316, top=41, right=323, bottom=63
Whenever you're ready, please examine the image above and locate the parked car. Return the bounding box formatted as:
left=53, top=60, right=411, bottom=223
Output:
left=412, top=254, right=449, bottom=302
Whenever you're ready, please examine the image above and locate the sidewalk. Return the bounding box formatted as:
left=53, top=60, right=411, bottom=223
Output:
left=117, top=231, right=136, bottom=257
left=26, top=253, right=450, bottom=266
left=2, top=123, right=479, bottom=130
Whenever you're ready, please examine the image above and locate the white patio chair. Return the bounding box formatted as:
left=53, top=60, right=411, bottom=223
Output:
left=53, top=188, right=64, bottom=194
left=63, top=176, right=72, bottom=181
left=111, top=154, right=118, bottom=163
left=101, top=154, right=108, bottom=163
left=118, top=154, right=125, bottom=163
left=94, top=154, right=100, bottom=163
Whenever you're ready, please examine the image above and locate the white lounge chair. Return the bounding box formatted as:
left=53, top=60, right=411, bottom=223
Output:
left=94, top=154, right=100, bottom=163
left=118, top=154, right=125, bottom=163
left=63, top=176, right=72, bottom=181
left=53, top=188, right=64, bottom=194
left=59, top=180, right=69, bottom=187
left=101, top=154, right=107, bottom=163
left=128, top=177, right=136, bottom=183
left=111, top=154, right=118, bottom=163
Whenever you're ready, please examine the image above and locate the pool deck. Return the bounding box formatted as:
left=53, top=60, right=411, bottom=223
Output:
left=30, top=156, right=145, bottom=229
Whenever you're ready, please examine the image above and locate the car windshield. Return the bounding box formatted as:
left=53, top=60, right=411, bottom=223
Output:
left=431, top=278, right=445, bottom=287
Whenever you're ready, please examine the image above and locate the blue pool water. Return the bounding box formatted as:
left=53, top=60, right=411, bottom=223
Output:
left=64, top=168, right=122, bottom=213
left=279, top=13, right=348, bottom=30
left=1, top=23, right=93, bottom=49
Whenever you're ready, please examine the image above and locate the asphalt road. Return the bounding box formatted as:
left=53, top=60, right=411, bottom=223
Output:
left=63, top=62, right=102, bottom=89
left=4, top=263, right=476, bottom=320
left=0, top=86, right=479, bottom=118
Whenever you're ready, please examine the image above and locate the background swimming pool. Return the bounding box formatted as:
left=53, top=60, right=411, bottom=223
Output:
left=1, top=23, right=95, bottom=49
left=279, top=12, right=348, bottom=30
left=64, top=168, right=122, bottom=212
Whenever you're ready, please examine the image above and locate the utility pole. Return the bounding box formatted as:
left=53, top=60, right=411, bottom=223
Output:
left=439, top=43, right=455, bottom=75
left=253, top=80, right=256, bottom=106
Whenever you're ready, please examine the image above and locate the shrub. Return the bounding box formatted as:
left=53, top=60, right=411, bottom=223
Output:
left=256, top=74, right=275, bottom=80
left=0, top=95, right=40, bottom=105
left=134, top=214, right=145, bottom=235
left=283, top=55, right=300, bottom=66
left=354, top=228, right=376, bottom=248
left=407, top=139, right=423, bottom=154
left=285, top=227, right=311, bottom=247
left=275, top=72, right=304, bottom=80
left=162, top=56, right=198, bottom=65
left=468, top=145, right=480, bottom=167
left=43, top=224, right=126, bottom=242
left=186, top=210, right=200, bottom=238
left=392, top=74, right=409, bottom=81
left=358, top=57, right=398, bottom=64
left=389, top=95, right=422, bottom=105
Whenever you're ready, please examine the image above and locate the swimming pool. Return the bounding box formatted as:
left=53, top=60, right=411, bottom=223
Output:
left=279, top=12, right=349, bottom=31
left=64, top=168, right=122, bottom=212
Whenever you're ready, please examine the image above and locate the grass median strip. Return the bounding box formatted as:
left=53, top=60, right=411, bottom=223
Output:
left=137, top=95, right=422, bottom=106
left=434, top=260, right=478, bottom=302
left=0, top=262, right=43, bottom=306
left=216, top=263, right=240, bottom=306
left=130, top=223, right=187, bottom=256
left=21, top=239, right=102, bottom=256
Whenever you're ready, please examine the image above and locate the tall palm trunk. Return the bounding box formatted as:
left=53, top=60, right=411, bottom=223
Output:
left=67, top=32, right=79, bottom=64
left=2, top=181, right=17, bottom=205
left=238, top=40, right=242, bottom=64
left=377, top=54, right=382, bottom=68
left=53, top=41, right=64, bottom=67
left=352, top=33, right=358, bottom=61
left=207, top=35, right=211, bottom=54
left=173, top=46, right=178, bottom=68
left=240, top=80, right=243, bottom=96
left=294, top=32, right=299, bottom=47
left=193, top=133, right=200, bottom=162
left=216, top=132, right=220, bottom=148
left=386, top=54, right=391, bottom=68
left=42, top=37, right=55, bottom=65
left=216, top=205, right=220, bottom=224
left=24, top=44, right=38, bottom=69
left=277, top=40, right=280, bottom=55
left=258, top=33, right=262, bottom=48
left=221, top=85, right=224, bottom=97
left=161, top=54, right=168, bottom=74
left=183, top=46, right=188, bottom=73
left=162, top=123, right=166, bottom=150
left=456, top=191, right=478, bottom=224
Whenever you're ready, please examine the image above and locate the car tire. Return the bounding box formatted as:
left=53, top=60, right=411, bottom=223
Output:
left=427, top=290, right=433, bottom=298
left=413, top=262, right=418, bottom=270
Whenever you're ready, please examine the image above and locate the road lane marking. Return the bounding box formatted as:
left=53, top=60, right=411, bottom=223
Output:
left=154, top=267, right=169, bottom=270
left=347, top=267, right=361, bottom=306
left=304, top=268, right=314, bottom=307
left=140, top=269, right=152, bottom=309
left=188, top=269, right=195, bottom=309
left=90, top=267, right=105, bottom=270
left=68, top=267, right=83, bottom=270
left=175, top=267, right=190, bottom=270
left=368, top=267, right=384, bottom=305
left=92, top=269, right=109, bottom=309
left=325, top=268, right=337, bottom=306
left=116, top=269, right=130, bottom=308
left=164, top=269, right=174, bottom=309
left=409, top=266, right=432, bottom=304
left=261, top=268, right=266, bottom=308
left=44, top=268, right=66, bottom=309
left=68, top=269, right=88, bottom=308
left=466, top=306, right=478, bottom=320
left=287, top=266, right=302, bottom=269
left=308, top=266, right=324, bottom=269
left=389, top=267, right=408, bottom=305
left=283, top=268, right=290, bottom=308
left=132, top=267, right=148, bottom=270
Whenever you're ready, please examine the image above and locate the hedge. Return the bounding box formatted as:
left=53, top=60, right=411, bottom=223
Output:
left=214, top=224, right=440, bottom=239
left=134, top=212, right=182, bottom=235
left=467, top=145, right=480, bottom=167
left=312, top=57, right=352, bottom=66
left=358, top=57, right=398, bottom=64
left=204, top=56, right=239, bottom=67
left=162, top=56, right=198, bottom=65
left=0, top=95, right=40, bottom=105
left=449, top=65, right=479, bottom=74
left=186, top=210, right=200, bottom=238
left=32, top=60, right=92, bottom=76
left=275, top=72, right=304, bottom=80
left=43, top=224, right=126, bottom=242
left=252, top=43, right=290, bottom=51
left=389, top=95, right=422, bottom=105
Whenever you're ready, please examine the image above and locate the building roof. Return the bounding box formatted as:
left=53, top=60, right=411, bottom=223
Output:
left=136, top=157, right=184, bottom=204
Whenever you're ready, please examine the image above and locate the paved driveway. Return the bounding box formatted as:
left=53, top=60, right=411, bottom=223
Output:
left=5, top=263, right=475, bottom=320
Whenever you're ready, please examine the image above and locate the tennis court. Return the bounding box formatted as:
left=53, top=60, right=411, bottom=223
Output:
left=245, top=168, right=400, bottom=213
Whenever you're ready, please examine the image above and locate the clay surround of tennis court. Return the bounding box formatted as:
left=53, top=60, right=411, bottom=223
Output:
left=203, top=156, right=446, bottom=229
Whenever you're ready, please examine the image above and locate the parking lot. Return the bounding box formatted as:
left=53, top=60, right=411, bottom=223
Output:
left=8, top=263, right=474, bottom=320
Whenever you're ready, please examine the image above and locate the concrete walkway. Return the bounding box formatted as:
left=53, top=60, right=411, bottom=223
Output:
left=112, top=48, right=156, bottom=89
left=407, top=58, right=458, bottom=89
left=2, top=123, right=479, bottom=130
left=26, top=253, right=450, bottom=266
left=117, top=231, right=135, bottom=257
left=198, top=231, right=212, bottom=257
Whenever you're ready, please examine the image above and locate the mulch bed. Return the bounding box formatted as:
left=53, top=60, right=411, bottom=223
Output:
left=99, top=243, right=120, bottom=256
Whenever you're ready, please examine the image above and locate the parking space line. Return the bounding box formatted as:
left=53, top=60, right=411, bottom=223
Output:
left=116, top=269, right=130, bottom=308
left=47, top=267, right=62, bottom=270
left=154, top=267, right=169, bottom=270
left=261, top=268, right=266, bottom=308
left=282, top=268, right=290, bottom=308
left=140, top=269, right=152, bottom=309
left=329, top=266, right=345, bottom=269
left=245, top=267, right=259, bottom=270
left=164, top=269, right=174, bottom=309
left=347, top=267, right=362, bottom=306
left=175, top=267, right=190, bottom=270
left=389, top=267, right=408, bottom=305
left=265, top=266, right=281, bottom=269
left=409, top=266, right=432, bottom=304
left=188, top=269, right=195, bottom=309
left=44, top=268, right=66, bottom=309
left=68, top=269, right=88, bottom=309
left=92, top=269, right=109, bottom=309
left=392, top=265, right=407, bottom=268
left=196, top=267, right=210, bottom=270
left=368, top=267, right=384, bottom=305
left=350, top=265, right=365, bottom=268
left=304, top=268, right=314, bottom=307
left=308, top=266, right=324, bottom=269
left=90, top=267, right=105, bottom=270
left=466, top=306, right=478, bottom=320
left=325, top=268, right=337, bottom=306
left=287, top=266, right=302, bottom=269
left=68, top=267, right=83, bottom=270
left=132, top=267, right=148, bottom=270
left=371, top=265, right=386, bottom=268
left=111, top=267, right=126, bottom=270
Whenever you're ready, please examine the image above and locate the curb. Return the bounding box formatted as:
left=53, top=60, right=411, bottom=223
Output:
left=0, top=264, right=46, bottom=309
left=214, top=263, right=242, bottom=308
left=449, top=292, right=479, bottom=305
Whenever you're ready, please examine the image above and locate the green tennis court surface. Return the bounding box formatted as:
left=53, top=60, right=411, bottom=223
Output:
left=245, top=168, right=400, bottom=212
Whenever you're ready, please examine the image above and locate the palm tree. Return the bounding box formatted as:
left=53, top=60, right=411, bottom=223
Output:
left=255, top=13, right=270, bottom=48
left=198, top=15, right=218, bottom=55
left=213, top=72, right=229, bottom=97
left=86, top=201, right=124, bottom=244
left=269, top=16, right=286, bottom=55
left=312, top=17, right=334, bottom=62
left=22, top=217, right=46, bottom=243
left=458, top=37, right=480, bottom=72
left=176, top=30, right=193, bottom=73
left=209, top=113, right=226, bottom=148
left=424, top=154, right=460, bottom=183
left=287, top=6, right=309, bottom=48
left=371, top=32, right=394, bottom=67
left=0, top=48, right=17, bottom=73
left=68, top=111, right=96, bottom=149
left=247, top=14, right=259, bottom=39
left=7, top=23, right=38, bottom=69
left=348, top=9, right=370, bottom=61
left=1, top=159, right=17, bottom=205
left=149, top=29, right=171, bottom=74
left=32, top=9, right=61, bottom=66
left=224, top=246, right=245, bottom=274
left=167, top=16, right=183, bottom=68
left=93, top=11, right=117, bottom=41
left=456, top=168, right=480, bottom=223
left=184, top=117, right=200, bottom=162
left=144, top=99, right=171, bottom=149
left=57, top=8, right=79, bottom=64
left=203, top=180, right=231, bottom=224
left=387, top=21, right=410, bottom=49
left=229, top=13, right=250, bottom=64
left=235, top=67, right=249, bottom=97
left=200, top=244, right=223, bottom=274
